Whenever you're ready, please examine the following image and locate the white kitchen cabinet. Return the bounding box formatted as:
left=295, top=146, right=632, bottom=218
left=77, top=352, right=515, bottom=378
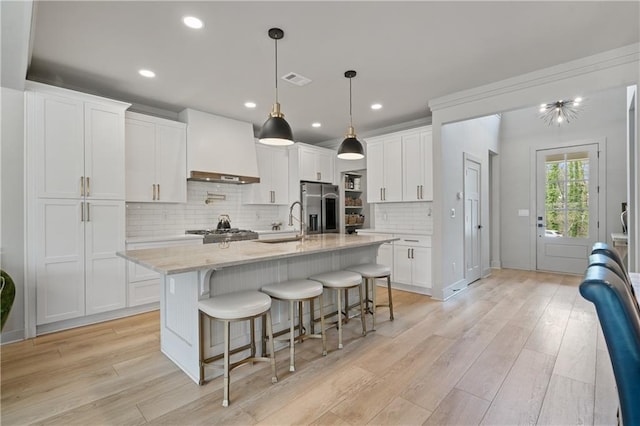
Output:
left=244, top=143, right=289, bottom=204
left=402, top=128, right=433, bottom=201
left=297, top=144, right=335, bottom=183
left=27, top=82, right=130, bottom=327
left=365, top=135, right=402, bottom=202
left=125, top=112, right=187, bottom=203
left=393, top=235, right=432, bottom=290
left=35, top=199, right=126, bottom=324
left=32, top=88, right=126, bottom=200
left=126, top=237, right=203, bottom=307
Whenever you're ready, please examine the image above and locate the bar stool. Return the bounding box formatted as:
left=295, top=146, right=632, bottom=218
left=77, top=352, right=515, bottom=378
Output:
left=346, top=263, right=394, bottom=331
left=198, top=290, right=277, bottom=407
left=261, top=279, right=327, bottom=372
left=309, top=270, right=365, bottom=349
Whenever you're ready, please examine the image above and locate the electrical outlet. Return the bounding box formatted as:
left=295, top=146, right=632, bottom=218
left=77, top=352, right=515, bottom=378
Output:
left=450, top=208, right=456, bottom=218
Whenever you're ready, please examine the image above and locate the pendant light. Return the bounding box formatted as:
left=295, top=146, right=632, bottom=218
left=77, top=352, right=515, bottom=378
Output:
left=259, top=28, right=294, bottom=146
left=337, top=70, right=364, bottom=160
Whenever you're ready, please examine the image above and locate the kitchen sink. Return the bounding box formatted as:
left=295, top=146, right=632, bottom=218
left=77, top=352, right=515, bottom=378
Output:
left=257, top=235, right=303, bottom=243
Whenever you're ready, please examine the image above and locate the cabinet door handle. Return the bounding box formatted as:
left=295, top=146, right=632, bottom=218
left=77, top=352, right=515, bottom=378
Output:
left=317, top=172, right=321, bottom=181
left=411, top=248, right=414, bottom=259
left=80, top=176, right=85, bottom=197
left=405, top=239, right=419, bottom=243
left=157, top=184, right=160, bottom=200
left=380, top=188, right=383, bottom=201
left=421, top=185, right=424, bottom=199
left=86, top=202, right=90, bottom=222
left=417, top=185, right=420, bottom=199
left=407, top=248, right=411, bottom=259
left=272, top=191, right=275, bottom=203
left=80, top=201, right=84, bottom=222
left=86, top=177, right=90, bottom=197
left=152, top=184, right=156, bottom=200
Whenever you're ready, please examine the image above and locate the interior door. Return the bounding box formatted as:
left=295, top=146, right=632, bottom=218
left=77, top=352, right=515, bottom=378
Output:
left=536, top=144, right=599, bottom=274
left=464, top=155, right=482, bottom=283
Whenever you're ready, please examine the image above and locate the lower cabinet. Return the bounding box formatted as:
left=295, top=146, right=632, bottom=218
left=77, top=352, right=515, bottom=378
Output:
left=126, top=237, right=204, bottom=307
left=36, top=199, right=126, bottom=325
left=365, top=231, right=432, bottom=294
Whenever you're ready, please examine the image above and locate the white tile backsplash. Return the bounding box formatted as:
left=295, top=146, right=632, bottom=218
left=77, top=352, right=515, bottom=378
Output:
left=373, top=202, right=433, bottom=234
left=126, top=181, right=289, bottom=237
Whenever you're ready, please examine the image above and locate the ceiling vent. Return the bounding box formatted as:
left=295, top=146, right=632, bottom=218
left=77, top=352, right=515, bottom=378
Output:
left=282, top=72, right=312, bottom=86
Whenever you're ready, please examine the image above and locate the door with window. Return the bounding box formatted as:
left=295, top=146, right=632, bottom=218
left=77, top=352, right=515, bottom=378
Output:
left=536, top=144, right=599, bottom=274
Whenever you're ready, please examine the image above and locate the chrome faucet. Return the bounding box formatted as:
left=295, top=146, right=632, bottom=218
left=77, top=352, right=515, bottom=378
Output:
left=288, top=201, right=305, bottom=239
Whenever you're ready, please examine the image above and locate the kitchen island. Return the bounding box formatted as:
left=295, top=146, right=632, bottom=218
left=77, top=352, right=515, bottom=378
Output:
left=118, top=233, right=396, bottom=383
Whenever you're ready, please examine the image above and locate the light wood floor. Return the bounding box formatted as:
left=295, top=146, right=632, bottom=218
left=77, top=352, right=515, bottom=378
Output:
left=1, top=269, right=618, bottom=425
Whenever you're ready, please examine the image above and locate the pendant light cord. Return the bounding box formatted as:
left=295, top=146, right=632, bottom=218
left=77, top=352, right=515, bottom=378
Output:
left=349, top=77, right=353, bottom=127
left=274, top=38, right=279, bottom=104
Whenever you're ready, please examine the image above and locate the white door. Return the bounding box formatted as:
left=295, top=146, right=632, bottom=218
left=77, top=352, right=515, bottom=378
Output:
left=36, top=199, right=85, bottom=324
left=412, top=246, right=431, bottom=289
left=271, top=148, right=289, bottom=204
left=464, top=155, right=481, bottom=283
left=156, top=123, right=187, bottom=202
left=84, top=102, right=125, bottom=200
left=366, top=142, right=385, bottom=202
left=85, top=200, right=126, bottom=315
left=536, top=144, right=599, bottom=274
left=402, top=132, right=423, bottom=201
left=125, top=117, right=157, bottom=201
left=383, top=137, right=403, bottom=202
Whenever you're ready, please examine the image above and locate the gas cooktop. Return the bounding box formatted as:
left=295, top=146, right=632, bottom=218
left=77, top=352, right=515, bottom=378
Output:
left=185, top=228, right=259, bottom=244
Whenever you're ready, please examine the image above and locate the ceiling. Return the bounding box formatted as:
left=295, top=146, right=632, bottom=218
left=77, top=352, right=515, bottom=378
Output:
left=27, top=1, right=640, bottom=145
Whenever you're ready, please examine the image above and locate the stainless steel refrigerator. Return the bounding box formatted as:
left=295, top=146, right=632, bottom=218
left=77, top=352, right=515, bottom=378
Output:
left=301, top=182, right=340, bottom=234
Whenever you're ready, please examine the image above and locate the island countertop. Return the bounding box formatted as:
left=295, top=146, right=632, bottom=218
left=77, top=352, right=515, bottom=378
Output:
left=117, top=233, right=397, bottom=275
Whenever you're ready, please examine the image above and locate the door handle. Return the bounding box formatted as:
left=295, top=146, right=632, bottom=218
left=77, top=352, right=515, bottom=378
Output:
left=417, top=185, right=420, bottom=199
left=420, top=185, right=423, bottom=199
left=477, top=225, right=482, bottom=229
left=85, top=177, right=90, bottom=197
left=408, top=248, right=411, bottom=259
left=81, top=202, right=84, bottom=222
left=317, top=172, right=321, bottom=181
left=80, top=176, right=85, bottom=197
left=380, top=188, right=383, bottom=201
left=86, top=202, right=90, bottom=222
left=152, top=184, right=156, bottom=201
left=157, top=183, right=160, bottom=200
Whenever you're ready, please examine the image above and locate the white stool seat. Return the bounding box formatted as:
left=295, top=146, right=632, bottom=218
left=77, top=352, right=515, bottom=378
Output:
left=347, top=263, right=391, bottom=278
left=309, top=271, right=361, bottom=288
left=262, top=279, right=323, bottom=299
left=199, top=291, right=271, bottom=320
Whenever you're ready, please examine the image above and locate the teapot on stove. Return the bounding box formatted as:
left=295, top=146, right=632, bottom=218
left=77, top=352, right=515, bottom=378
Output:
left=217, top=214, right=231, bottom=230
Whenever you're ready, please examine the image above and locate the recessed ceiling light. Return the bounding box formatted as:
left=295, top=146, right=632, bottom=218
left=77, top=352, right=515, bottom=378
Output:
left=139, top=69, right=155, bottom=78
left=312, top=122, right=321, bottom=128
left=371, top=103, right=382, bottom=110
left=244, top=101, right=257, bottom=108
left=183, top=16, right=203, bottom=29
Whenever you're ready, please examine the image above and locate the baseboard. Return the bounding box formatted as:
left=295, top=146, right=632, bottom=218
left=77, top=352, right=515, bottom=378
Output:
left=0, top=328, right=26, bottom=345
left=441, top=279, right=468, bottom=301
left=491, top=260, right=502, bottom=268
left=36, top=303, right=159, bottom=336
left=382, top=281, right=432, bottom=296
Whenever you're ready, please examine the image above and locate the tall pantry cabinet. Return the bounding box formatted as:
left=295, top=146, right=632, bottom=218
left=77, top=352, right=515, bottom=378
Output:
left=26, top=82, right=130, bottom=326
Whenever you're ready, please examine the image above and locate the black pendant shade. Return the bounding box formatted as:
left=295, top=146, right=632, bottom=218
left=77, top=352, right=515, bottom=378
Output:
left=259, top=111, right=294, bottom=146
left=259, top=28, right=294, bottom=146
left=337, top=70, right=364, bottom=160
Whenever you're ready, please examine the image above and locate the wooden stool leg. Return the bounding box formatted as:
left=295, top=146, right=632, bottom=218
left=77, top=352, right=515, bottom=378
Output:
left=222, top=320, right=230, bottom=407
left=289, top=300, right=295, bottom=372
left=318, top=296, right=327, bottom=356
left=337, top=289, right=343, bottom=349
left=266, top=310, right=278, bottom=383
left=358, top=284, right=366, bottom=336
left=387, top=275, right=394, bottom=320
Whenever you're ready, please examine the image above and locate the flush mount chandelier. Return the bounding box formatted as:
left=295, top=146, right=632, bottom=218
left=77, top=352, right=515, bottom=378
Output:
left=539, top=97, right=583, bottom=126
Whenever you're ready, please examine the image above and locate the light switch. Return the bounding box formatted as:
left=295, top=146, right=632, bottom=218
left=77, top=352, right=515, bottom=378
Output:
left=518, top=209, right=530, bottom=217
left=450, top=208, right=456, bottom=218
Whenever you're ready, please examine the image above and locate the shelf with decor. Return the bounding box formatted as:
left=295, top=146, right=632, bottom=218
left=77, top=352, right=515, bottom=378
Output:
left=343, top=173, right=366, bottom=232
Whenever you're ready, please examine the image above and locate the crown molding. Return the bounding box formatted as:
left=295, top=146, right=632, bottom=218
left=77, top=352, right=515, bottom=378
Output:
left=429, top=43, right=640, bottom=112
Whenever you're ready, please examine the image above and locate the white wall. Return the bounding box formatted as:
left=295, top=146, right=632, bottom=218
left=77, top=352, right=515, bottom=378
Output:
left=499, top=86, right=628, bottom=270
left=438, top=115, right=501, bottom=298
left=430, top=43, right=640, bottom=301
left=1, top=87, right=26, bottom=342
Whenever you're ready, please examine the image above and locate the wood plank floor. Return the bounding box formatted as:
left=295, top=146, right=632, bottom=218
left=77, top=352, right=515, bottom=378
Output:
left=1, top=269, right=618, bottom=425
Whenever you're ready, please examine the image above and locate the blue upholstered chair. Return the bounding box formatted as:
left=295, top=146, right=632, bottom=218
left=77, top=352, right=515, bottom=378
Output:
left=579, top=264, right=640, bottom=425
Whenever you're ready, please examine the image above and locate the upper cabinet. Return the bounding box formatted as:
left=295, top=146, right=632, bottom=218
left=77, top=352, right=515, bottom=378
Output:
left=366, top=126, right=433, bottom=203
left=244, top=143, right=289, bottom=205
left=366, top=135, right=403, bottom=202
left=291, top=143, right=336, bottom=184
left=402, top=128, right=433, bottom=201
left=29, top=85, right=128, bottom=200
left=125, top=112, right=187, bottom=203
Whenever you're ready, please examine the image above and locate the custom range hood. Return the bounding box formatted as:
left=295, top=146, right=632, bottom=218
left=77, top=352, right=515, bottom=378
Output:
left=179, top=108, right=260, bottom=184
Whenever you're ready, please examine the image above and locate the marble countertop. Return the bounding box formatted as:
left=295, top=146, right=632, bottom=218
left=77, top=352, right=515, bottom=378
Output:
left=126, top=234, right=204, bottom=244
left=356, top=229, right=431, bottom=236
left=118, top=233, right=397, bottom=275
